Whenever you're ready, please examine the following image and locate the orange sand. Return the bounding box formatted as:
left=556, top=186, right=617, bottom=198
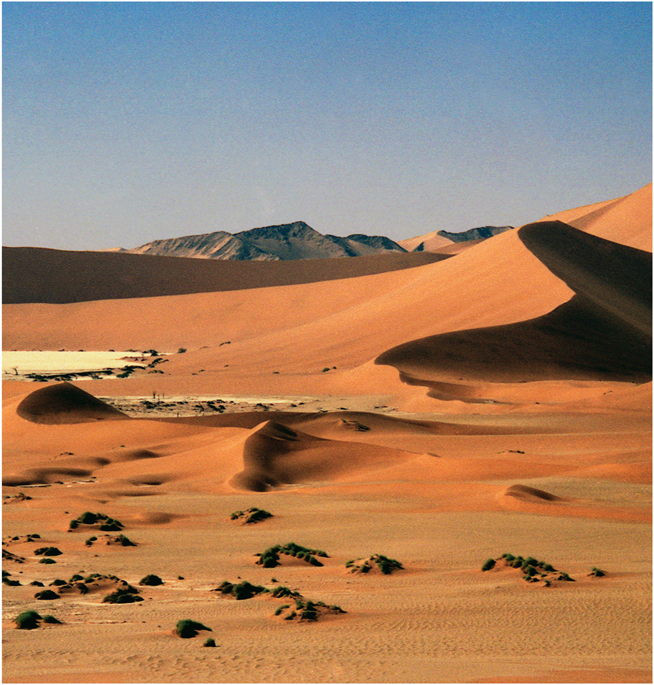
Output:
left=3, top=185, right=651, bottom=683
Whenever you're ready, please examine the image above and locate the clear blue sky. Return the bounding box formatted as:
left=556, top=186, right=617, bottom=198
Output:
left=3, top=2, right=651, bottom=250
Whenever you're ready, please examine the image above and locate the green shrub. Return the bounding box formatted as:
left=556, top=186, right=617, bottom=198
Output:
left=590, top=567, right=606, bottom=577
left=274, top=604, right=291, bottom=616
left=231, top=507, right=273, bottom=524
left=39, top=558, right=56, bottom=564
left=15, top=611, right=41, bottom=629
left=34, top=547, right=62, bottom=557
left=203, top=638, right=216, bottom=647
left=176, top=619, right=212, bottom=638
left=42, top=615, right=62, bottom=624
left=102, top=588, right=143, bottom=604
left=481, top=558, right=496, bottom=572
left=139, top=574, right=163, bottom=586
left=34, top=590, right=60, bottom=600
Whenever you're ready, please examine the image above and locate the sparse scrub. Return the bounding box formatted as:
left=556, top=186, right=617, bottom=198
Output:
left=590, top=567, right=606, bottom=577
left=69, top=512, right=124, bottom=531
left=139, top=574, right=163, bottom=586
left=347, top=554, right=403, bottom=575
left=34, top=547, right=62, bottom=557
left=203, top=638, right=216, bottom=647
left=103, top=588, right=144, bottom=603
left=485, top=553, right=576, bottom=585
left=481, top=558, right=496, bottom=571
left=230, top=507, right=273, bottom=524
left=15, top=611, right=42, bottom=630
left=255, top=542, right=328, bottom=569
left=176, top=619, right=212, bottom=638
left=42, top=615, right=62, bottom=624
left=34, top=590, right=60, bottom=600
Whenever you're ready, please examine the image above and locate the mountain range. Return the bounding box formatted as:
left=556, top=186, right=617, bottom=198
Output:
left=116, top=221, right=513, bottom=261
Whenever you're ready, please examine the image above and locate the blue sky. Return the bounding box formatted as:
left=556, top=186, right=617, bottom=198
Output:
left=3, top=2, right=652, bottom=250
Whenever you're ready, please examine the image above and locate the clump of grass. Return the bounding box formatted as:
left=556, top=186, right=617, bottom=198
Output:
left=139, top=574, right=163, bottom=586
left=176, top=619, right=212, bottom=638
left=255, top=542, right=329, bottom=569
left=347, top=554, right=403, bottom=575
left=213, top=580, right=267, bottom=600
left=481, top=558, right=496, bottom=572
left=34, top=547, right=62, bottom=557
left=39, top=558, right=56, bottom=564
left=15, top=611, right=41, bottom=630
left=69, top=512, right=124, bottom=531
left=103, top=588, right=144, bottom=604
left=590, top=567, right=606, bottom=577
left=203, top=638, right=216, bottom=647
left=42, top=615, right=62, bottom=624
left=274, top=598, right=346, bottom=622
left=34, top=590, right=60, bottom=600
left=230, top=507, right=273, bottom=524
left=488, top=553, right=576, bottom=585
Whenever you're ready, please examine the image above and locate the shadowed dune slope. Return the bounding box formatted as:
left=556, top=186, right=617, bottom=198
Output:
left=376, top=221, right=652, bottom=385
left=15, top=381, right=129, bottom=424
left=2, top=246, right=447, bottom=304
left=229, top=419, right=416, bottom=492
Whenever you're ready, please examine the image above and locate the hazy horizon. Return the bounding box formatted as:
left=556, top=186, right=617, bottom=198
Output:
left=3, top=2, right=651, bottom=252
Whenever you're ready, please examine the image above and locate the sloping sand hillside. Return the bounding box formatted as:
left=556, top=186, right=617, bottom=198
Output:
left=3, top=184, right=651, bottom=683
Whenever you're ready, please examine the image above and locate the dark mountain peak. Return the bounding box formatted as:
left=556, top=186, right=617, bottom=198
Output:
left=437, top=226, right=514, bottom=243
left=237, top=221, right=317, bottom=241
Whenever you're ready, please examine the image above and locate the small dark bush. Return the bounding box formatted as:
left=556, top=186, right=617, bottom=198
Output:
left=203, top=638, right=216, bottom=647
left=176, top=619, right=212, bottom=638
left=42, top=615, right=62, bottom=624
left=103, top=588, right=143, bottom=604
left=231, top=507, right=273, bottom=524
left=15, top=611, right=41, bottom=629
left=139, top=574, right=163, bottom=586
left=30, top=580, right=44, bottom=587
left=34, top=547, right=62, bottom=557
left=35, top=590, right=60, bottom=600
left=481, top=558, right=496, bottom=572
left=590, top=567, right=606, bottom=577
left=39, top=558, right=56, bottom=564
left=3, top=578, right=21, bottom=586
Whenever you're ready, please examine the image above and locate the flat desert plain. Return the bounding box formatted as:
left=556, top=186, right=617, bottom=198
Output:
left=2, top=184, right=652, bottom=683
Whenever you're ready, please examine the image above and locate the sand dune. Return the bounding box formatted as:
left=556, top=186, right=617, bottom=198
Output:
left=376, top=220, right=651, bottom=385
left=2, top=246, right=445, bottom=305
left=3, top=185, right=651, bottom=683
left=15, top=381, right=129, bottom=424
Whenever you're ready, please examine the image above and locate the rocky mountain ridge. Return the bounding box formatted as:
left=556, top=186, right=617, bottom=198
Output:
left=119, top=220, right=513, bottom=261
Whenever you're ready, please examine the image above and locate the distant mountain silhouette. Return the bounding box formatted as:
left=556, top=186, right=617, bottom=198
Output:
left=436, top=225, right=514, bottom=243
left=122, top=221, right=409, bottom=261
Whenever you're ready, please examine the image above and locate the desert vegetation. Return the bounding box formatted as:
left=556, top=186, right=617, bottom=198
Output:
left=345, top=554, right=404, bottom=575
left=255, top=542, right=329, bottom=568
left=68, top=511, right=124, bottom=531
left=482, top=553, right=579, bottom=585
left=175, top=619, right=212, bottom=638
left=230, top=507, right=273, bottom=524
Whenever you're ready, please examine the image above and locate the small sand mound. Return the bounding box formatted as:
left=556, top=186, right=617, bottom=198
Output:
left=504, top=484, right=562, bottom=502
left=16, top=382, right=128, bottom=424
left=230, top=420, right=415, bottom=492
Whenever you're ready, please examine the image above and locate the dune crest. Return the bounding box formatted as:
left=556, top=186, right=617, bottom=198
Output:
left=376, top=221, right=652, bottom=386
